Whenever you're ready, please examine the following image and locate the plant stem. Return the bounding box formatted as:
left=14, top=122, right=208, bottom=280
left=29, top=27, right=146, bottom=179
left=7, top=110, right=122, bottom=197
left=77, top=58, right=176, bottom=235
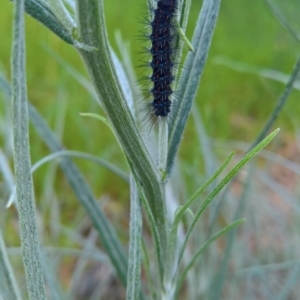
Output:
left=75, top=0, right=167, bottom=260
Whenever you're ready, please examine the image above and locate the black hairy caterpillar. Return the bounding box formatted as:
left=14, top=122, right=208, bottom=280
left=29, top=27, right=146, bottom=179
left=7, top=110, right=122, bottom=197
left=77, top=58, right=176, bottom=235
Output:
left=141, top=0, right=179, bottom=124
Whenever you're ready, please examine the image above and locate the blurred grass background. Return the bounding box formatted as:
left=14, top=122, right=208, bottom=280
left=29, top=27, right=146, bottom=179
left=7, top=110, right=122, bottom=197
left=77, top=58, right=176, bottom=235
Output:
left=1, top=0, right=300, bottom=298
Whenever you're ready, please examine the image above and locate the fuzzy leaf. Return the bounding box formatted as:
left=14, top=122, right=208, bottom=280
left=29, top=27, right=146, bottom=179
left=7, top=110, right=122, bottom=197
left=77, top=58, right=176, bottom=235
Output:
left=178, top=129, right=279, bottom=266
left=167, top=0, right=221, bottom=173
left=0, top=75, right=128, bottom=287
left=11, top=0, right=46, bottom=298
left=24, top=0, right=75, bottom=44
left=75, top=0, right=167, bottom=255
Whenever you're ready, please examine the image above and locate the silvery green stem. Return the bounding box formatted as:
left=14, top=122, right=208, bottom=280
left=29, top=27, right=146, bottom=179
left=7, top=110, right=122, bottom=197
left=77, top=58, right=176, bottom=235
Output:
left=0, top=71, right=128, bottom=284
left=158, top=121, right=168, bottom=180
left=126, top=176, right=143, bottom=300
left=11, top=0, right=46, bottom=298
left=75, top=0, right=167, bottom=256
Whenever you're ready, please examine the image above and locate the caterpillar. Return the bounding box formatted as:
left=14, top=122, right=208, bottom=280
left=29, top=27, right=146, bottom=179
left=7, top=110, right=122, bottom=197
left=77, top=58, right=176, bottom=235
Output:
left=142, top=0, right=178, bottom=124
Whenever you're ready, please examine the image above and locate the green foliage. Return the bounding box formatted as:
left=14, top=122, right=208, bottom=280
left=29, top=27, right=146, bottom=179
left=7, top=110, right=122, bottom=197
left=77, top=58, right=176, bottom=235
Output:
left=11, top=0, right=46, bottom=298
left=0, top=230, right=22, bottom=300
left=0, top=0, right=299, bottom=299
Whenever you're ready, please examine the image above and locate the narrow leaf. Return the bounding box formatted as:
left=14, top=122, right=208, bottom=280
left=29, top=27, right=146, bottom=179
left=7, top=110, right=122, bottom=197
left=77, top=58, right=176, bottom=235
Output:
left=11, top=0, right=46, bottom=298
left=31, top=150, right=128, bottom=182
left=214, top=56, right=300, bottom=90
left=43, top=48, right=99, bottom=102
left=0, top=230, right=22, bottom=300
left=40, top=248, right=63, bottom=300
left=24, top=0, right=75, bottom=44
left=176, top=219, right=245, bottom=296
left=75, top=0, right=167, bottom=255
left=233, top=260, right=300, bottom=277
left=126, top=176, right=143, bottom=300
left=165, top=151, right=235, bottom=284
left=248, top=56, right=300, bottom=150
left=6, top=150, right=129, bottom=208
left=174, top=19, right=194, bottom=52
left=133, top=172, right=164, bottom=286
left=47, top=0, right=76, bottom=34
left=0, top=74, right=128, bottom=286
left=28, top=103, right=128, bottom=286
left=175, top=152, right=234, bottom=226
left=158, top=121, right=168, bottom=180
left=178, top=129, right=279, bottom=266
left=167, top=0, right=221, bottom=173
left=263, top=0, right=300, bottom=42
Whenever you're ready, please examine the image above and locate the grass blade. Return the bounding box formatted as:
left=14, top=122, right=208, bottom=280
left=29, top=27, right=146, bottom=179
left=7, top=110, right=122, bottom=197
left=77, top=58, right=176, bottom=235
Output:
left=11, top=0, right=46, bottom=298
left=175, top=219, right=245, bottom=297
left=0, top=230, right=22, bottom=300
left=75, top=0, right=167, bottom=252
left=44, top=48, right=99, bottom=102
left=126, top=176, right=143, bottom=300
left=207, top=56, right=300, bottom=286
left=167, top=0, right=221, bottom=173
left=133, top=172, right=164, bottom=286
left=0, top=74, right=128, bottom=286
left=31, top=150, right=129, bottom=182
left=192, top=108, right=215, bottom=176
left=47, top=0, right=76, bottom=34
left=158, top=121, right=168, bottom=179
left=276, top=266, right=300, bottom=300
left=39, top=248, right=63, bottom=300
left=208, top=163, right=255, bottom=300
left=213, top=56, right=300, bottom=90
left=166, top=151, right=234, bottom=284
left=28, top=103, right=128, bottom=286
left=174, top=151, right=234, bottom=229
left=213, top=54, right=300, bottom=151
left=141, top=239, right=155, bottom=299
left=233, top=260, right=300, bottom=277
left=173, top=0, right=192, bottom=83
left=24, top=0, right=75, bottom=44
left=263, top=0, right=300, bottom=42
left=67, top=230, right=98, bottom=300
left=178, top=129, right=279, bottom=267
left=248, top=56, right=300, bottom=150
left=0, top=150, right=15, bottom=193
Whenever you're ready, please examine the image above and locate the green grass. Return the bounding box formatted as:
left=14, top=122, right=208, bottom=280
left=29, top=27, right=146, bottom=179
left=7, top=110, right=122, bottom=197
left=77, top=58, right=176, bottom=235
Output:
left=1, top=0, right=300, bottom=299
left=1, top=0, right=299, bottom=146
